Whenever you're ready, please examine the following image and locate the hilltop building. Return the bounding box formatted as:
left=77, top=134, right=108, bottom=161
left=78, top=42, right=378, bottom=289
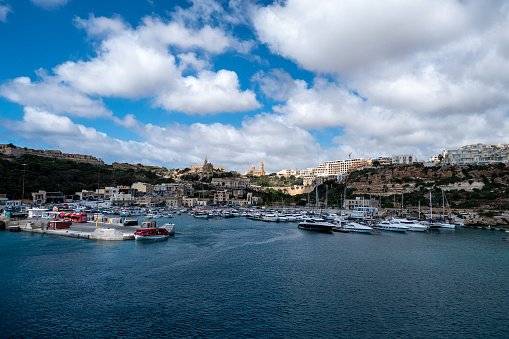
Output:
left=245, top=159, right=265, bottom=176
left=392, top=155, right=414, bottom=164
left=190, top=156, right=214, bottom=175
left=0, top=144, right=104, bottom=165
left=442, top=143, right=509, bottom=166
left=276, top=169, right=299, bottom=177
left=316, top=159, right=371, bottom=176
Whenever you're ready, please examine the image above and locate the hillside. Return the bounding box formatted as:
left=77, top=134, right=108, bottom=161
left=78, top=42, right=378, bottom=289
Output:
left=345, top=163, right=509, bottom=211
left=0, top=154, right=171, bottom=199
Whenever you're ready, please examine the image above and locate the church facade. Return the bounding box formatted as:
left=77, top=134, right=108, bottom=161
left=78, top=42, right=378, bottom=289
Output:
left=245, top=159, right=265, bottom=176
left=190, top=156, right=214, bottom=175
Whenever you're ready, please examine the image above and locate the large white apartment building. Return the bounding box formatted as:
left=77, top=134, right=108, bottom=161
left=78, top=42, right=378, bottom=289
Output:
left=442, top=143, right=509, bottom=165
left=314, top=158, right=371, bottom=176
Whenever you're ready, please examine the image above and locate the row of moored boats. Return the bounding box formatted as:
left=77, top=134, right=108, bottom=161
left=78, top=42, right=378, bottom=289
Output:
left=297, top=217, right=459, bottom=233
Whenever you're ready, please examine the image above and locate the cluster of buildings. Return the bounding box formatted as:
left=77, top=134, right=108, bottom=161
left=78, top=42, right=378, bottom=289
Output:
left=2, top=142, right=508, bottom=210
left=439, top=143, right=509, bottom=166
left=1, top=178, right=263, bottom=210
left=276, top=156, right=399, bottom=185
left=0, top=144, right=104, bottom=165
left=276, top=143, right=509, bottom=186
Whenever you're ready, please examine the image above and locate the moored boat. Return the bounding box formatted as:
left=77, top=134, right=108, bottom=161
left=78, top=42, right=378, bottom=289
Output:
left=391, top=218, right=429, bottom=232
left=298, top=219, right=334, bottom=233
left=375, top=220, right=409, bottom=232
left=343, top=222, right=375, bottom=233
left=134, top=227, right=170, bottom=240
left=9, top=225, right=21, bottom=232
left=194, top=211, right=209, bottom=219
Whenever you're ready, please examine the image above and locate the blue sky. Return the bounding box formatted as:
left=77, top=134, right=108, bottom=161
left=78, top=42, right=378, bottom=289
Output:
left=1, top=0, right=509, bottom=173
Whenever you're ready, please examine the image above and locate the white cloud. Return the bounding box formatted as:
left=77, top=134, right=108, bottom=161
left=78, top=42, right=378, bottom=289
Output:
left=138, top=17, right=233, bottom=54
left=250, top=0, right=509, bottom=162
left=270, top=75, right=509, bottom=160
left=155, top=70, right=260, bottom=114
left=177, top=52, right=211, bottom=72
left=6, top=107, right=178, bottom=166
left=253, top=69, right=299, bottom=102
left=3, top=108, right=325, bottom=172
left=31, top=0, right=69, bottom=10
left=51, top=14, right=259, bottom=114
left=0, top=1, right=12, bottom=22
left=139, top=113, right=325, bottom=172
left=0, top=76, right=112, bottom=118
left=74, top=14, right=130, bottom=39
left=55, top=34, right=181, bottom=98
left=252, top=0, right=489, bottom=74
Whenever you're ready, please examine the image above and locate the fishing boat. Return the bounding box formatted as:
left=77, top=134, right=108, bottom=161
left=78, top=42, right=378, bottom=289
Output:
left=298, top=219, right=334, bottom=233
left=134, top=227, right=170, bottom=240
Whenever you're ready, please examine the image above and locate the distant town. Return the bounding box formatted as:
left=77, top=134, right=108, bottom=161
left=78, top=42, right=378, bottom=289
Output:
left=1, top=143, right=509, bottom=215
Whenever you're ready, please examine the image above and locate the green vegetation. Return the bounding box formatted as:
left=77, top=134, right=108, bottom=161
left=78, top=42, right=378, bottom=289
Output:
left=0, top=154, right=169, bottom=199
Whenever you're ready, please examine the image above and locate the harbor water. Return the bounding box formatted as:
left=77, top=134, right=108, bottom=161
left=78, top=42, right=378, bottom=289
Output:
left=1, top=215, right=508, bottom=338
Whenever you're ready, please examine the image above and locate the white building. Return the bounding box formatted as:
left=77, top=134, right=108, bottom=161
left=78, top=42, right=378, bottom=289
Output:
left=392, top=155, right=414, bottom=164
left=110, top=192, right=134, bottom=205
left=442, top=143, right=509, bottom=165
left=276, top=169, right=299, bottom=177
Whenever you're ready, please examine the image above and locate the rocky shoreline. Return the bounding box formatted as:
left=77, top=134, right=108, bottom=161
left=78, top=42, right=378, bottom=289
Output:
left=463, top=215, right=509, bottom=227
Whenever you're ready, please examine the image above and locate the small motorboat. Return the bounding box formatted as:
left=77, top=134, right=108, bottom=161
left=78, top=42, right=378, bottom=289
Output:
left=9, top=226, right=21, bottom=232
left=134, top=227, right=170, bottom=240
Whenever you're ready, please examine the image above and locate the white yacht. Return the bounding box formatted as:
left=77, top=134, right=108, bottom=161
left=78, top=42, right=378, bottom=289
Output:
left=434, top=221, right=456, bottom=229
left=391, top=218, right=429, bottom=232
left=375, top=220, right=409, bottom=232
left=261, top=214, right=279, bottom=222
left=343, top=222, right=375, bottom=233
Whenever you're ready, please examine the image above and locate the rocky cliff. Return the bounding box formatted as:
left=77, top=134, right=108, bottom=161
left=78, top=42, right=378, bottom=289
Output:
left=345, top=163, right=509, bottom=211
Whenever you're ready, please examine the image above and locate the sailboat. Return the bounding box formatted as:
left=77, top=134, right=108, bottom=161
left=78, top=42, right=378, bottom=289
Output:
left=428, top=192, right=441, bottom=230
left=428, top=191, right=455, bottom=229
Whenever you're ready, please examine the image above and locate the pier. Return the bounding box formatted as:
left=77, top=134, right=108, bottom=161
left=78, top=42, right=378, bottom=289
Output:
left=4, top=218, right=137, bottom=240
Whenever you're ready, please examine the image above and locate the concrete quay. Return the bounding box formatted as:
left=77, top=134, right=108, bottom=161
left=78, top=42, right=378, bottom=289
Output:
left=9, top=219, right=138, bottom=241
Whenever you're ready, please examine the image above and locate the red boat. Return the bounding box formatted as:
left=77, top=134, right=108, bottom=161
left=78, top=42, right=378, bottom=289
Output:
left=134, top=227, right=170, bottom=240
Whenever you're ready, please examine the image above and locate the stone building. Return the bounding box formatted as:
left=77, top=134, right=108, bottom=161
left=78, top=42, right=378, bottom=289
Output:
left=245, top=159, right=265, bottom=176
left=211, top=177, right=250, bottom=188
left=190, top=156, right=214, bottom=175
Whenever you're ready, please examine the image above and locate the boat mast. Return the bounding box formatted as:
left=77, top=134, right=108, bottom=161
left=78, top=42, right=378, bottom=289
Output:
left=430, top=192, right=433, bottom=222
left=442, top=188, right=445, bottom=220
left=325, top=184, right=328, bottom=211
left=315, top=185, right=318, bottom=213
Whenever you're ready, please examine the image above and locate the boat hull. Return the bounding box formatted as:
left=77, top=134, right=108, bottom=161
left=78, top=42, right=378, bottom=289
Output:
left=134, top=227, right=171, bottom=240
left=134, top=234, right=169, bottom=240
left=298, top=220, right=334, bottom=233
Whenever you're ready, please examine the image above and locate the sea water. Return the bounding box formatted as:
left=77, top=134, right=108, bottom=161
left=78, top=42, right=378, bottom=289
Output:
left=1, top=215, right=508, bottom=338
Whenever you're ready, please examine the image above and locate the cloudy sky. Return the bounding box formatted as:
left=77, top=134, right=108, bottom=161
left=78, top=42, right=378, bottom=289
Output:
left=1, top=0, right=509, bottom=173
